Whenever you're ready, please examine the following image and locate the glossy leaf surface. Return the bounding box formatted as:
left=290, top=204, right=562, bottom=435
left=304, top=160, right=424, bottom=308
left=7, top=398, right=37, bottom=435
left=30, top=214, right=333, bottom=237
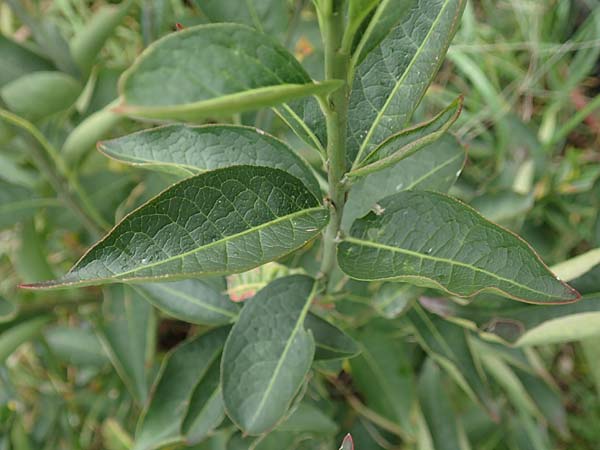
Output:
left=24, top=166, right=329, bottom=289
left=339, top=190, right=579, bottom=303
left=222, top=275, right=316, bottom=435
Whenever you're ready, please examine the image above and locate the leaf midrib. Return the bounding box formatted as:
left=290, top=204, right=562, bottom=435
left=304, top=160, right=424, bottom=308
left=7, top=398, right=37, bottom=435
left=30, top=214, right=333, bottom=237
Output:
left=151, top=284, right=237, bottom=318
left=343, top=236, right=559, bottom=300
left=353, top=0, right=454, bottom=165
left=108, top=206, right=325, bottom=280
left=246, top=281, right=316, bottom=430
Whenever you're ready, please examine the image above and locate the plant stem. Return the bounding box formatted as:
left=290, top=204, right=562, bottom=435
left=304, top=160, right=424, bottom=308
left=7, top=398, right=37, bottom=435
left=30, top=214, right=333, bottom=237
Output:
left=318, top=0, right=350, bottom=289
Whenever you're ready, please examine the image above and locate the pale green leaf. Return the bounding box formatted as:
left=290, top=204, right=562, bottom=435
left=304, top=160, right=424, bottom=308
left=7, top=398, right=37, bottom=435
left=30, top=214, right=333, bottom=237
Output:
left=133, top=327, right=229, bottom=450
left=0, top=297, right=17, bottom=323
left=70, top=1, right=133, bottom=73
left=348, top=0, right=466, bottom=164
left=222, top=275, right=316, bottom=435
left=0, top=317, right=50, bottom=362
left=0, top=180, right=57, bottom=229
left=23, top=166, right=329, bottom=289
left=348, top=96, right=463, bottom=178
left=305, top=313, right=360, bottom=360
left=137, top=278, right=238, bottom=326
left=194, top=0, right=290, bottom=37
left=420, top=294, right=600, bottom=346
left=117, top=24, right=342, bottom=121
left=1, top=71, right=82, bottom=121
left=0, top=35, right=54, bottom=87
left=98, top=124, right=320, bottom=196
left=550, top=248, right=600, bottom=283
left=342, top=134, right=465, bottom=229
left=339, top=190, right=579, bottom=303
left=97, top=285, right=153, bottom=404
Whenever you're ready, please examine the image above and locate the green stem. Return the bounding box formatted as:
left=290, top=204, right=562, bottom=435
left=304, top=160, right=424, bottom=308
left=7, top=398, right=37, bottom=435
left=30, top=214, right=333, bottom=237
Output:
left=318, top=0, right=350, bottom=289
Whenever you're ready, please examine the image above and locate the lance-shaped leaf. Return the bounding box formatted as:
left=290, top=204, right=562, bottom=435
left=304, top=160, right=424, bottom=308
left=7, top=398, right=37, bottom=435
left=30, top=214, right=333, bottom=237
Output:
left=137, top=278, right=238, bottom=326
left=181, top=357, right=225, bottom=445
left=0, top=35, right=54, bottom=87
left=338, top=190, right=579, bottom=303
left=133, top=327, right=229, bottom=450
left=342, top=134, right=465, bottom=229
left=222, top=275, right=316, bottom=435
left=116, top=24, right=342, bottom=121
left=304, top=313, right=360, bottom=360
left=348, top=97, right=463, bottom=179
left=420, top=294, right=600, bottom=346
left=348, top=0, right=466, bottom=164
left=98, top=124, right=320, bottom=196
left=23, top=166, right=329, bottom=290
left=407, top=306, right=497, bottom=417
left=349, top=329, right=415, bottom=434
left=97, top=285, right=153, bottom=404
left=418, top=359, right=468, bottom=450
left=1, top=71, right=82, bottom=121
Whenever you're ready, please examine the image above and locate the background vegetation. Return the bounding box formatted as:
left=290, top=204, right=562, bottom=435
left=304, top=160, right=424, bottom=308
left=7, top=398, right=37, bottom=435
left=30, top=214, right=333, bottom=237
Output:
left=0, top=0, right=599, bottom=449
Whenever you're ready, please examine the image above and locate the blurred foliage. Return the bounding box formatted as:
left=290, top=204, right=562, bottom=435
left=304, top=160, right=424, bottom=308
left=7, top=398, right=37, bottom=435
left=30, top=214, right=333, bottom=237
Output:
left=0, top=0, right=599, bottom=449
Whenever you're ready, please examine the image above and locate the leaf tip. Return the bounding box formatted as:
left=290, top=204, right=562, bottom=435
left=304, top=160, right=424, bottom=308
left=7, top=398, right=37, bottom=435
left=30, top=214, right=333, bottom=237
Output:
left=340, top=433, right=354, bottom=450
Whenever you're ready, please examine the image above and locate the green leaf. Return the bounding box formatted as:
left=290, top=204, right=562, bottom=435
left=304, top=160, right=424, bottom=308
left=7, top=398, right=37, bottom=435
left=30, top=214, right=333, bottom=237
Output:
left=181, top=356, right=225, bottom=445
left=339, top=190, right=579, bottom=303
left=407, top=306, right=496, bottom=416
left=373, top=283, right=422, bottom=319
left=0, top=180, right=56, bottom=229
left=70, top=1, right=133, bottom=73
left=0, top=35, right=54, bottom=87
left=62, top=100, right=125, bottom=167
left=0, top=297, right=17, bottom=323
left=12, top=220, right=55, bottom=283
left=0, top=317, right=50, bottom=362
left=133, top=327, right=229, bottom=450
left=422, top=294, right=600, bottom=345
left=222, top=275, right=316, bottom=435
left=136, top=278, right=238, bottom=326
left=1, top=71, right=82, bottom=121
left=194, top=0, right=290, bottom=37
left=348, top=97, right=463, bottom=178
left=276, top=402, right=338, bottom=435
left=418, top=359, right=467, bottom=450
left=349, top=329, right=415, bottom=434
left=348, top=0, right=466, bottom=164
left=98, top=124, right=320, bottom=197
left=97, top=285, right=153, bottom=404
left=117, top=24, right=342, bottom=121
left=23, top=166, right=329, bottom=290
left=45, top=325, right=109, bottom=367
left=550, top=248, right=600, bottom=283
left=304, top=313, right=360, bottom=360
left=342, top=134, right=465, bottom=229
